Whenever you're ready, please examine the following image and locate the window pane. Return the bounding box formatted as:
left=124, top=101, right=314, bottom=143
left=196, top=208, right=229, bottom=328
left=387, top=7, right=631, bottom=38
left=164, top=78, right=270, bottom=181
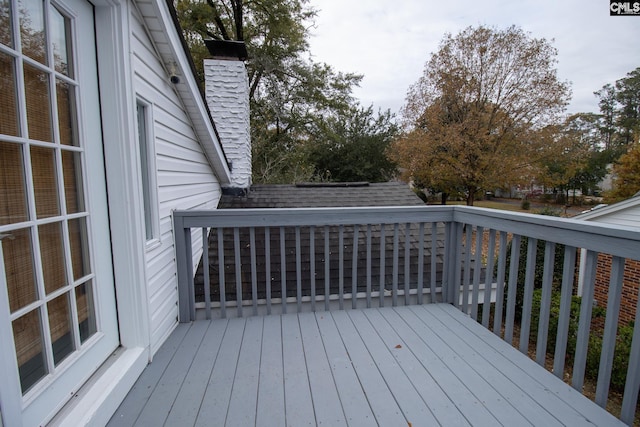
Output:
left=47, top=293, right=74, bottom=365
left=75, top=281, right=96, bottom=343
left=62, top=150, right=84, bottom=213
left=68, top=217, right=90, bottom=280
left=38, top=222, right=66, bottom=294
left=0, top=141, right=28, bottom=225
left=56, top=79, right=78, bottom=146
left=0, top=53, right=19, bottom=136
left=13, top=309, right=47, bottom=393
left=0, top=0, right=12, bottom=47
left=50, top=6, right=72, bottom=76
left=3, top=228, right=37, bottom=312
left=24, top=63, right=52, bottom=142
left=30, top=145, right=60, bottom=218
left=19, top=0, right=46, bottom=64
left=137, top=103, right=153, bottom=240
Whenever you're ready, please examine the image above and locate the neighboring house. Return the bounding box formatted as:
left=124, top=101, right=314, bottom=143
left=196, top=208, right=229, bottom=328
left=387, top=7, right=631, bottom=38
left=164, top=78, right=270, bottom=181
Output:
left=0, top=0, right=249, bottom=424
left=576, top=193, right=640, bottom=326
left=194, top=182, right=447, bottom=305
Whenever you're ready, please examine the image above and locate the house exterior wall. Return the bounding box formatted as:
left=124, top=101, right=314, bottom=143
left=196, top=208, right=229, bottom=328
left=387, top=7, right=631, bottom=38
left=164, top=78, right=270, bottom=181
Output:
left=130, top=7, right=222, bottom=353
left=578, top=200, right=640, bottom=327
left=593, top=254, right=640, bottom=326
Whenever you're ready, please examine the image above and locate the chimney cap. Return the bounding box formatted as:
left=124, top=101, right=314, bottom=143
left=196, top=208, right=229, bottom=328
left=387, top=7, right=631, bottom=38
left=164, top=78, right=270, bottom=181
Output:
left=204, top=39, right=248, bottom=61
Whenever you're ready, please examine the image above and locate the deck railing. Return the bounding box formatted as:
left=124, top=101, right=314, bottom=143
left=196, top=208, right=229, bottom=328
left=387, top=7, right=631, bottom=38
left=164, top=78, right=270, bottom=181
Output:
left=173, top=205, right=640, bottom=424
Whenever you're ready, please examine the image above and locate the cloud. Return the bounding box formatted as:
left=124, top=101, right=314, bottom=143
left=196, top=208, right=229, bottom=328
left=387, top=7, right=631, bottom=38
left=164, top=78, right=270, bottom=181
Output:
left=309, top=0, right=640, bottom=117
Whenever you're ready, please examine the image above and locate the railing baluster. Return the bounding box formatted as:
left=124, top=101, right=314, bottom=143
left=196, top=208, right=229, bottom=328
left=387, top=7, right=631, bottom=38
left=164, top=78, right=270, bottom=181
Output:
left=202, top=228, right=211, bottom=320
left=504, top=234, right=521, bottom=344
left=295, top=226, right=302, bottom=312
left=310, top=226, right=316, bottom=312
left=553, top=245, right=576, bottom=378
left=493, top=232, right=508, bottom=335
left=452, top=222, right=464, bottom=309
left=519, top=237, right=538, bottom=354
left=443, top=222, right=452, bottom=303
left=265, top=227, right=271, bottom=315
left=280, top=227, right=286, bottom=314
left=324, top=225, right=330, bottom=311
left=379, top=224, right=386, bottom=307
left=572, top=250, right=598, bottom=391
left=536, top=241, right=556, bottom=365
left=417, top=222, right=424, bottom=305
left=234, top=228, right=242, bottom=317
left=482, top=229, right=497, bottom=328
left=595, top=256, right=625, bottom=407
left=392, top=223, right=399, bottom=306
left=352, top=224, right=359, bottom=309
left=250, top=227, right=258, bottom=316
left=621, top=272, right=640, bottom=424
left=217, top=228, right=226, bottom=319
left=339, top=225, right=344, bottom=310
left=404, top=223, right=411, bottom=306
left=430, top=223, right=437, bottom=303
left=366, top=224, right=372, bottom=308
left=462, top=226, right=473, bottom=313
left=471, top=226, right=484, bottom=321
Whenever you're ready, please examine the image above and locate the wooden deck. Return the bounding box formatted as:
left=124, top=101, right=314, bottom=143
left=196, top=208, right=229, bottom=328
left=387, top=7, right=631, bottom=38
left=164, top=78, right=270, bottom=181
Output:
left=108, top=304, right=623, bottom=426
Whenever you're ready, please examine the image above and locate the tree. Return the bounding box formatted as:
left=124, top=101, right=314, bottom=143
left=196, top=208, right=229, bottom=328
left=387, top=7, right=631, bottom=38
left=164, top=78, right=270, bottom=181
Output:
left=306, top=106, right=399, bottom=182
left=176, top=0, right=363, bottom=183
left=606, top=141, right=640, bottom=203
left=538, top=114, right=612, bottom=202
left=594, top=67, right=640, bottom=153
left=392, top=25, right=571, bottom=205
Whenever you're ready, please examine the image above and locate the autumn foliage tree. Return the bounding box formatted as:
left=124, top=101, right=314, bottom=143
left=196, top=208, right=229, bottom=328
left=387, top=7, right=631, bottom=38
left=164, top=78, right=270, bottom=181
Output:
left=606, top=140, right=640, bottom=203
left=391, top=26, right=571, bottom=205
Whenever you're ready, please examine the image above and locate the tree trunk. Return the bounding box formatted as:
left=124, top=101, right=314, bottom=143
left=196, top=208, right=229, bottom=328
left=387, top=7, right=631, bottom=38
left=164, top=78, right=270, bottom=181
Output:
left=466, top=187, right=476, bottom=206
left=440, top=192, right=448, bottom=205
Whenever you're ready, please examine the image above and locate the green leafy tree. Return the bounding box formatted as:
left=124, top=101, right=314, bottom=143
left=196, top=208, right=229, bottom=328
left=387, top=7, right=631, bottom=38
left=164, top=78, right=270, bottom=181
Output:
left=594, top=67, right=640, bottom=153
left=306, top=106, right=399, bottom=182
left=393, top=25, right=571, bottom=205
left=176, top=0, right=363, bottom=183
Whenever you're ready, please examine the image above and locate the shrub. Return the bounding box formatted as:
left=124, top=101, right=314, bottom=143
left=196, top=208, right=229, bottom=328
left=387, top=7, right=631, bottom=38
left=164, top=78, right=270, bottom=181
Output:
left=585, top=323, right=634, bottom=392
left=521, top=199, right=531, bottom=210
left=502, top=237, right=567, bottom=321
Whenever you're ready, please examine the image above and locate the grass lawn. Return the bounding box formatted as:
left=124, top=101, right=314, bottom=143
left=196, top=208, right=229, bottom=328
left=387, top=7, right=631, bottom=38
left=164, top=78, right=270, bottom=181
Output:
left=444, top=200, right=526, bottom=212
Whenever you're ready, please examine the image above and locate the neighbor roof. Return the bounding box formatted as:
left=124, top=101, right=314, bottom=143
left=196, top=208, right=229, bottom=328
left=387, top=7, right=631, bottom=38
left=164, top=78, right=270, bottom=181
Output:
left=218, top=182, right=425, bottom=209
left=195, top=182, right=450, bottom=304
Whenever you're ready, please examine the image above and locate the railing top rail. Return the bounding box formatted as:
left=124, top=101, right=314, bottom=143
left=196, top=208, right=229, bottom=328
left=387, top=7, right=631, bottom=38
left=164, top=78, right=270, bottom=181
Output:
left=173, top=205, right=640, bottom=260
left=173, top=205, right=455, bottom=228
left=452, top=206, right=640, bottom=260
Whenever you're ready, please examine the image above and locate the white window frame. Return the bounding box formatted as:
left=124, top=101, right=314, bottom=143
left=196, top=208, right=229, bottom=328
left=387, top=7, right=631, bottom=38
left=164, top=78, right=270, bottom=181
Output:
left=134, top=97, right=160, bottom=249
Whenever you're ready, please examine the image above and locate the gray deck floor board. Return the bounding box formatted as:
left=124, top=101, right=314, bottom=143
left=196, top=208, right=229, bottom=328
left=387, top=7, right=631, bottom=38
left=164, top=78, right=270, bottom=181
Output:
left=109, top=304, right=625, bottom=427
left=164, top=318, right=228, bottom=426
left=256, top=315, right=285, bottom=427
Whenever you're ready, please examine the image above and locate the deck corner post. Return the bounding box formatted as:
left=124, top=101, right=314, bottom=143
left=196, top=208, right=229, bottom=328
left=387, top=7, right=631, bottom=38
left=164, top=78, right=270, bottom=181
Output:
left=173, top=212, right=194, bottom=322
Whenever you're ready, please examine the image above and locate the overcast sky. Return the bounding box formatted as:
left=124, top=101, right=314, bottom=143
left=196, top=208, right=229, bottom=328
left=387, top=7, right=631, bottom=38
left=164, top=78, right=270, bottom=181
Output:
left=307, top=0, right=640, bottom=119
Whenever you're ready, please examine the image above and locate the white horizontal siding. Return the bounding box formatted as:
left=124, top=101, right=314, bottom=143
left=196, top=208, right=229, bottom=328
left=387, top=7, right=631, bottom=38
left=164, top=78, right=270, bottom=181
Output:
left=592, top=211, right=640, bottom=228
left=130, top=5, right=221, bottom=355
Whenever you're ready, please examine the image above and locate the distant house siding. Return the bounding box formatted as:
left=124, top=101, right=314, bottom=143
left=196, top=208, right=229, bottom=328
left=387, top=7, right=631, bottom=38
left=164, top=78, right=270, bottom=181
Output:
left=131, top=8, right=221, bottom=354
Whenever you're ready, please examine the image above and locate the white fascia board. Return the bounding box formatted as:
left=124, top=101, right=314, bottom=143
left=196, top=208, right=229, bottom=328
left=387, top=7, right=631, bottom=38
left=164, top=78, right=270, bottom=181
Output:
left=142, top=0, right=232, bottom=185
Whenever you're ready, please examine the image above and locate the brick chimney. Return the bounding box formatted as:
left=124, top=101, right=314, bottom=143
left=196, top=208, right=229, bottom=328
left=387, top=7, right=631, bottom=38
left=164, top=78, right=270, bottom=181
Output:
left=204, top=40, right=251, bottom=191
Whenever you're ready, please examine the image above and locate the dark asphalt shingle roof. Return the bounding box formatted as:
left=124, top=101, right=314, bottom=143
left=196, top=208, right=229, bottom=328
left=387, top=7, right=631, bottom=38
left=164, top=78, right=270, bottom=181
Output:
left=218, top=182, right=425, bottom=208
left=196, top=182, right=453, bottom=304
